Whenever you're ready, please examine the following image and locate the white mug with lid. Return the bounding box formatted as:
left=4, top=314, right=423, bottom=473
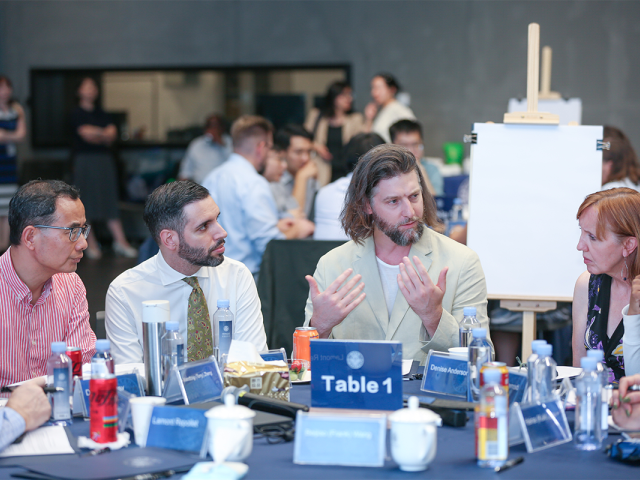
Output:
left=205, top=394, right=256, bottom=463
left=389, top=396, right=442, bottom=471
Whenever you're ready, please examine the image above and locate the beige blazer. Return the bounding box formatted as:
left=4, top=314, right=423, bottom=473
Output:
left=304, top=109, right=365, bottom=187
left=304, top=229, right=488, bottom=363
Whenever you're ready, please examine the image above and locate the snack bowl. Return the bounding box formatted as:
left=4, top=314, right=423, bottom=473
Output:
left=287, top=359, right=310, bottom=382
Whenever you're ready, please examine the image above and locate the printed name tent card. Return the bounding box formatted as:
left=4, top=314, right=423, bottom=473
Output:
left=509, top=398, right=572, bottom=452
left=421, top=351, right=470, bottom=401
left=310, top=340, right=403, bottom=411
left=163, top=357, right=224, bottom=405
left=146, top=406, right=208, bottom=452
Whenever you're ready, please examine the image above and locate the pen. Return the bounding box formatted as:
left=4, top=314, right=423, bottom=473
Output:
left=0, top=386, right=63, bottom=394
left=80, top=446, right=111, bottom=457
left=494, top=456, right=524, bottom=473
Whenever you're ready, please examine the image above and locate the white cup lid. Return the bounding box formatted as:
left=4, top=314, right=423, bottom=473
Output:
left=389, top=396, right=442, bottom=425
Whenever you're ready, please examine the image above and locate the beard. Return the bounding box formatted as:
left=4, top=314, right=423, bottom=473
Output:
left=371, top=210, right=424, bottom=247
left=178, top=236, right=225, bottom=268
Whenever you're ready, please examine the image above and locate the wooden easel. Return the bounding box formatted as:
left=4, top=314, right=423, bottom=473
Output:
left=539, top=46, right=561, bottom=100
left=503, top=24, right=560, bottom=125
left=501, top=24, right=560, bottom=359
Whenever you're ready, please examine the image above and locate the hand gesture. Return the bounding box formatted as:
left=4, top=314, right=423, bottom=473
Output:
left=306, top=268, right=366, bottom=338
left=398, top=256, right=448, bottom=336
left=628, top=276, right=640, bottom=315
left=297, top=160, right=318, bottom=181
left=612, top=374, right=640, bottom=429
left=364, top=102, right=379, bottom=122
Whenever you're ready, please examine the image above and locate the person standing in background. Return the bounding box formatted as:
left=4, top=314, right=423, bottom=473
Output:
left=71, top=77, right=137, bottom=260
left=601, top=126, right=640, bottom=193
left=179, top=114, right=232, bottom=185
left=0, top=76, right=26, bottom=252
left=305, top=81, right=365, bottom=185
left=364, top=73, right=416, bottom=143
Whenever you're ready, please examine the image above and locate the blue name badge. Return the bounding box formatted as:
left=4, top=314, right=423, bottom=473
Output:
left=310, top=340, right=403, bottom=411
left=511, top=398, right=572, bottom=453
left=420, top=351, right=469, bottom=401
left=293, top=411, right=387, bottom=467
left=163, top=357, right=224, bottom=405
left=508, top=369, right=528, bottom=405
left=75, top=373, right=145, bottom=417
left=145, top=406, right=207, bottom=452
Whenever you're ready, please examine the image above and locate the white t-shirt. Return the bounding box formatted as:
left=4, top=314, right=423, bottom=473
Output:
left=376, top=257, right=400, bottom=318
left=601, top=178, right=640, bottom=193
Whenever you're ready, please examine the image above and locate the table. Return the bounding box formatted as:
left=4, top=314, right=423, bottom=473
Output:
left=0, top=383, right=636, bottom=480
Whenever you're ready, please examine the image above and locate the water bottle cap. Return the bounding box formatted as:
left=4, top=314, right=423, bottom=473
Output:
left=472, top=328, right=487, bottom=338
left=217, top=299, right=230, bottom=308
left=483, top=368, right=502, bottom=384
left=538, top=344, right=552, bottom=357
left=531, top=340, right=547, bottom=354
left=453, top=198, right=462, bottom=205
left=463, top=307, right=477, bottom=316
left=587, top=349, right=604, bottom=361
left=581, top=356, right=597, bottom=371
left=166, top=321, right=179, bottom=331
left=51, top=341, right=66, bottom=353
left=95, top=339, right=110, bottom=351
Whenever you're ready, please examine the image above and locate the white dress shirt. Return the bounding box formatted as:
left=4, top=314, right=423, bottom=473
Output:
left=179, top=134, right=232, bottom=185
left=105, top=251, right=268, bottom=364
left=202, top=153, right=284, bottom=276
left=622, top=304, right=640, bottom=376
left=313, top=173, right=352, bottom=241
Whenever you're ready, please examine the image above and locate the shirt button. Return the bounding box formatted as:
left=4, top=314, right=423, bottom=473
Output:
left=31, top=340, right=36, bottom=346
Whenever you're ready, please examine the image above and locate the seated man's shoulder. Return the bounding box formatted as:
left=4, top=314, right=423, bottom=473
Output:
left=428, top=229, right=479, bottom=261
left=51, top=271, right=86, bottom=293
left=109, top=256, right=162, bottom=290
left=317, top=240, right=361, bottom=266
left=210, top=256, right=254, bottom=282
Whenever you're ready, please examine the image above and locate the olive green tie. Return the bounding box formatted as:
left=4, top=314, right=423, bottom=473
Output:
left=182, top=277, right=214, bottom=361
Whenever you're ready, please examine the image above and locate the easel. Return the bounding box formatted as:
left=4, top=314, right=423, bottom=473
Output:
left=501, top=23, right=559, bottom=359
left=539, top=46, right=561, bottom=100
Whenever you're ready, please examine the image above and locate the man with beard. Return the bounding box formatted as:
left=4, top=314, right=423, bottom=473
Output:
left=303, top=145, right=488, bottom=362
left=105, top=181, right=267, bottom=364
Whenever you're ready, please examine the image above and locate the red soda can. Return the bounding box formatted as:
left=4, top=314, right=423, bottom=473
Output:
left=90, top=376, right=118, bottom=443
left=480, top=362, right=509, bottom=397
left=292, top=327, right=319, bottom=366
left=66, top=347, right=82, bottom=378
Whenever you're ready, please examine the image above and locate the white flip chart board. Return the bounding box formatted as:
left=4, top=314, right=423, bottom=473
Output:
left=466, top=123, right=603, bottom=301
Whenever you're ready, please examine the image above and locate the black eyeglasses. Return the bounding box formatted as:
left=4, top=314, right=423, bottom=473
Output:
left=33, top=224, right=91, bottom=242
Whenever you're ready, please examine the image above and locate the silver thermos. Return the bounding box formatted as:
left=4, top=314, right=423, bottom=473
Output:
left=142, top=300, right=170, bottom=396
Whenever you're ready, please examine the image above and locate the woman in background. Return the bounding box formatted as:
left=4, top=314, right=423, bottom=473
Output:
left=305, top=81, right=364, bottom=185
left=71, top=77, right=136, bottom=259
left=601, top=126, right=640, bottom=192
left=364, top=73, right=415, bottom=143
left=0, top=76, right=26, bottom=250
left=573, top=187, right=640, bottom=382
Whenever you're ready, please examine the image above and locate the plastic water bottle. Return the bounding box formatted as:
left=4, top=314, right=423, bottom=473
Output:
left=476, top=369, right=508, bottom=468
left=587, top=349, right=609, bottom=440
left=91, top=339, right=115, bottom=376
left=47, top=342, right=72, bottom=421
left=575, top=357, right=602, bottom=451
left=214, top=300, right=234, bottom=359
left=468, top=328, right=492, bottom=401
left=451, top=198, right=464, bottom=222
left=162, top=321, right=184, bottom=382
left=532, top=344, right=556, bottom=402
left=524, top=340, right=547, bottom=403
left=459, top=306, right=480, bottom=347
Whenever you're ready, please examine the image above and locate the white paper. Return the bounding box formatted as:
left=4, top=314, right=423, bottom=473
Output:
left=402, top=360, right=413, bottom=376
left=556, top=366, right=582, bottom=380
left=81, top=362, right=145, bottom=380
left=227, top=341, right=264, bottom=364
left=0, top=425, right=75, bottom=457
left=508, top=98, right=582, bottom=125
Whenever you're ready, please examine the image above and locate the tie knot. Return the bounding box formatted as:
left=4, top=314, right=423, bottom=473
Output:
left=182, top=276, right=200, bottom=289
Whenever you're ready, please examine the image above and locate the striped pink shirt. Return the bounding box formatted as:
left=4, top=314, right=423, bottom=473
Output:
left=0, top=249, right=96, bottom=387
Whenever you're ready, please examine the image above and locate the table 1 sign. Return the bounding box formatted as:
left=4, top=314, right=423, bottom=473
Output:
left=310, top=340, right=403, bottom=410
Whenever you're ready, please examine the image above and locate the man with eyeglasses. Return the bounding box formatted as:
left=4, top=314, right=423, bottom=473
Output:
left=389, top=120, right=444, bottom=197
left=0, top=180, right=96, bottom=387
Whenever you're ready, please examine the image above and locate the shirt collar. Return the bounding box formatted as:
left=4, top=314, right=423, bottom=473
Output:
left=155, top=251, right=210, bottom=286
left=0, top=248, right=54, bottom=305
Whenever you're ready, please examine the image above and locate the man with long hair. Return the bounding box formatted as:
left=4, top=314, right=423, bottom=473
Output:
left=303, top=144, right=488, bottom=361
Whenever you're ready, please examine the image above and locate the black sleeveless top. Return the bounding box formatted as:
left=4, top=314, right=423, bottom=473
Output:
left=585, top=274, right=625, bottom=382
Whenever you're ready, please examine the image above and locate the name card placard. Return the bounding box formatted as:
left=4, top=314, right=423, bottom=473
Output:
left=74, top=373, right=145, bottom=417
left=510, top=398, right=572, bottom=452
left=163, top=357, right=224, bottom=405
left=146, top=406, right=207, bottom=452
left=310, top=340, right=403, bottom=411
left=508, top=369, right=528, bottom=405
left=293, top=411, right=387, bottom=467
left=260, top=348, right=287, bottom=363
left=420, top=351, right=469, bottom=401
